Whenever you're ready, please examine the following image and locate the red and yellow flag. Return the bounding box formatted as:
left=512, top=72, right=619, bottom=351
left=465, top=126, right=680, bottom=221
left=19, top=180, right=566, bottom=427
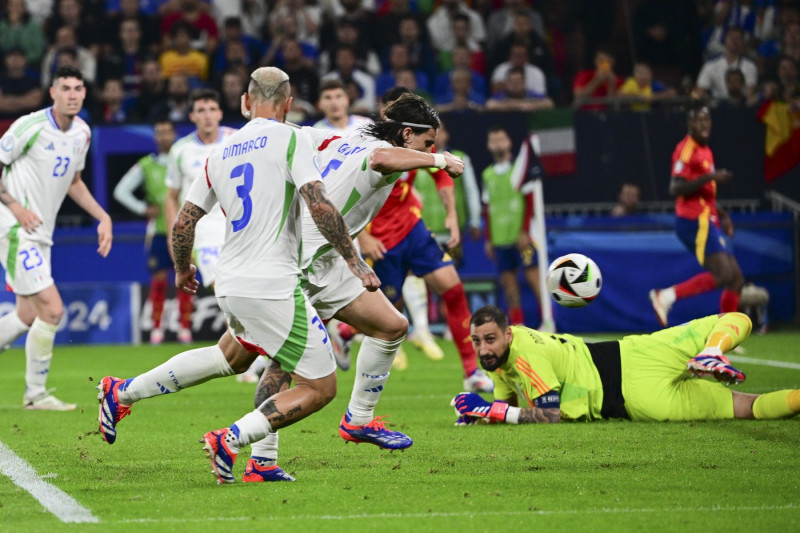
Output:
left=757, top=99, right=800, bottom=182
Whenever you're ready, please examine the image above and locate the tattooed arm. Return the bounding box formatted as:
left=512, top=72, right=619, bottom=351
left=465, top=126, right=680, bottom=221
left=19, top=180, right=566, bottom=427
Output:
left=517, top=407, right=561, bottom=424
left=171, top=201, right=206, bottom=294
left=0, top=161, right=43, bottom=233
left=300, top=180, right=380, bottom=291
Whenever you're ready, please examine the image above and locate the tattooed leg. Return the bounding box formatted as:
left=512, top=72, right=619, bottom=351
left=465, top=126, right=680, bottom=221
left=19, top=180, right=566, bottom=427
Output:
left=254, top=370, right=337, bottom=431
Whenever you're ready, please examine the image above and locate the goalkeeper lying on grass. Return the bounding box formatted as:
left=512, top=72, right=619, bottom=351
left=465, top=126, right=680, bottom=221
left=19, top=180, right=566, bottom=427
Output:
left=451, top=305, right=800, bottom=424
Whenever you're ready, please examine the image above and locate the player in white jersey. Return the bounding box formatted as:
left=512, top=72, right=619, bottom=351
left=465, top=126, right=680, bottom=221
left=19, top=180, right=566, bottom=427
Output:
left=164, top=89, right=235, bottom=343
left=312, top=79, right=373, bottom=136
left=100, top=66, right=378, bottom=485
left=97, top=93, right=463, bottom=482
left=0, top=66, right=113, bottom=410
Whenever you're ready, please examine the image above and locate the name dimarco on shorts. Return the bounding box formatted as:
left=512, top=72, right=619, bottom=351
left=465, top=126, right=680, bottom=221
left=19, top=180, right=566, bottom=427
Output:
left=223, top=136, right=268, bottom=160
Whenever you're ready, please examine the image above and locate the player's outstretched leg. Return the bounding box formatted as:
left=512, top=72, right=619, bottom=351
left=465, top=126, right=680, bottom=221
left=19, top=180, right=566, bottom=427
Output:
left=339, top=411, right=413, bottom=449
left=97, top=376, right=132, bottom=444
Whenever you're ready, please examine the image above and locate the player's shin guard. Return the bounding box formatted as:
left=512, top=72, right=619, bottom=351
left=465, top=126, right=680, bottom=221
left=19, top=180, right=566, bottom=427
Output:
left=149, top=277, right=168, bottom=329
left=441, top=283, right=478, bottom=377
left=249, top=432, right=279, bottom=466
left=753, top=390, right=800, bottom=419
left=348, top=335, right=404, bottom=425
left=0, top=311, right=30, bottom=349
left=177, top=290, right=193, bottom=329
left=704, top=312, right=752, bottom=353
left=720, top=289, right=740, bottom=313
left=24, top=318, right=58, bottom=399
left=675, top=272, right=716, bottom=299
left=117, top=344, right=235, bottom=404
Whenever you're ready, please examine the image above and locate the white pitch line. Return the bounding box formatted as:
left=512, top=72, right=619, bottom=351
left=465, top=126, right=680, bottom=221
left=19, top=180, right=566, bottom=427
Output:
left=728, top=356, right=800, bottom=371
left=117, top=504, right=799, bottom=523
left=0, top=440, right=98, bottom=524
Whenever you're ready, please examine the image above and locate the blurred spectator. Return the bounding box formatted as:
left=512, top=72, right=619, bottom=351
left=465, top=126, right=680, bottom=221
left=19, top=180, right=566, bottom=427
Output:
left=486, top=0, right=546, bottom=55
left=280, top=39, right=319, bottom=104
left=696, top=26, right=758, bottom=100
left=433, top=45, right=488, bottom=103
left=391, top=67, right=433, bottom=101
left=104, top=0, right=161, bottom=57
left=374, top=0, right=428, bottom=53
left=137, top=58, right=166, bottom=118
left=262, top=12, right=319, bottom=69
left=427, top=0, right=486, bottom=53
left=437, top=13, right=486, bottom=75
left=0, top=48, right=43, bottom=118
left=269, top=0, right=322, bottom=49
left=760, top=20, right=800, bottom=79
left=0, top=0, right=47, bottom=66
left=436, top=67, right=485, bottom=112
left=572, top=46, right=622, bottom=109
left=491, top=11, right=556, bottom=96
left=318, top=17, right=380, bottom=76
left=395, top=15, right=437, bottom=80
left=147, top=72, right=191, bottom=121
left=24, top=0, right=54, bottom=24
left=41, top=26, right=97, bottom=88
left=491, top=43, right=547, bottom=97
left=486, top=66, right=553, bottom=112
left=313, top=78, right=372, bottom=134
left=376, top=43, right=430, bottom=96
left=619, top=61, right=677, bottom=110
left=92, top=77, right=135, bottom=123
left=159, top=21, right=210, bottom=82
left=716, top=68, right=751, bottom=108
left=320, top=44, right=376, bottom=114
left=98, top=18, right=147, bottom=96
left=161, top=0, right=219, bottom=52
left=213, top=17, right=265, bottom=74
left=320, top=0, right=376, bottom=54
left=702, top=0, right=758, bottom=60
left=633, top=0, right=702, bottom=86
left=610, top=182, right=641, bottom=217
left=106, top=0, right=165, bottom=16
left=761, top=55, right=800, bottom=102
left=46, top=0, right=102, bottom=52
left=287, top=83, right=316, bottom=123
left=212, top=0, right=266, bottom=38
left=218, top=69, right=246, bottom=122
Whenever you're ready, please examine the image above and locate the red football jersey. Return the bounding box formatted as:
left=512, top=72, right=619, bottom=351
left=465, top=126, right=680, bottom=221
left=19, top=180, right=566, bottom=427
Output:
left=369, top=167, right=454, bottom=250
left=671, top=135, right=718, bottom=223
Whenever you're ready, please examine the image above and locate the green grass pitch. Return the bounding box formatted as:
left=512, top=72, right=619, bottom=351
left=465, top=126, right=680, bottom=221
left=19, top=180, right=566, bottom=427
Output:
left=1, top=329, right=799, bottom=532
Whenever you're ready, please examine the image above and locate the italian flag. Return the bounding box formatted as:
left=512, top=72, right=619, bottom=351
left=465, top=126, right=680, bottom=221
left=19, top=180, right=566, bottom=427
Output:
left=528, top=109, right=576, bottom=176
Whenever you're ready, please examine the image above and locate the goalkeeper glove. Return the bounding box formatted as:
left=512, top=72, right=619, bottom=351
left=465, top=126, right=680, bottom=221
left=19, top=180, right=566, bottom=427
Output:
left=451, top=392, right=510, bottom=423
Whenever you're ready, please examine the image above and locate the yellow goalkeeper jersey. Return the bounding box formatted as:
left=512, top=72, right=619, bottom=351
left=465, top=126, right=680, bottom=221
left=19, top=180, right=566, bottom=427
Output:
left=490, top=326, right=604, bottom=421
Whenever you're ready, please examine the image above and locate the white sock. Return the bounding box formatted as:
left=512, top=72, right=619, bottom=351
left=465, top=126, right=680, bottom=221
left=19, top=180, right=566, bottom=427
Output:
left=249, top=432, right=279, bottom=466
left=231, top=410, right=272, bottom=446
left=24, top=318, right=58, bottom=400
left=0, top=311, right=30, bottom=348
left=402, top=276, right=431, bottom=338
left=347, top=335, right=404, bottom=425
left=244, top=356, right=268, bottom=375
left=118, top=344, right=234, bottom=404
left=661, top=287, right=676, bottom=306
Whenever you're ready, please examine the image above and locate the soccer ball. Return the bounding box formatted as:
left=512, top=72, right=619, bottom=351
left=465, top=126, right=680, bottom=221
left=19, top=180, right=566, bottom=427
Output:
left=546, top=253, right=602, bottom=308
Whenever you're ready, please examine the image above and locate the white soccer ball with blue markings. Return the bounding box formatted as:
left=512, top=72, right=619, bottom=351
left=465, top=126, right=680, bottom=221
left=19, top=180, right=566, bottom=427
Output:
left=546, top=253, right=602, bottom=308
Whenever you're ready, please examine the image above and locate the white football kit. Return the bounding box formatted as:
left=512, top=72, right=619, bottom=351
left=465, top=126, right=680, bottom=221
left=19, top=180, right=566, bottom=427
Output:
left=186, top=118, right=334, bottom=378
left=166, top=127, right=235, bottom=287
left=0, top=108, right=91, bottom=294
left=301, top=134, right=401, bottom=319
left=312, top=115, right=373, bottom=137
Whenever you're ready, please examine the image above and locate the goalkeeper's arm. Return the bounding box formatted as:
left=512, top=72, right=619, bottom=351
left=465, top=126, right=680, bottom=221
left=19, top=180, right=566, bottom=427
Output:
left=452, top=391, right=561, bottom=424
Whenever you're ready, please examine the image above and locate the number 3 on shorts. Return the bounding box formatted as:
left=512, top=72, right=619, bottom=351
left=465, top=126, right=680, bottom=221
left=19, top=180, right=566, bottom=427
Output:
left=229, top=162, right=254, bottom=232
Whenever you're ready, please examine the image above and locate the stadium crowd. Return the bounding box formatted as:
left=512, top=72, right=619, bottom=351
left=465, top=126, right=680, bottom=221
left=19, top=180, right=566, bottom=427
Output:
left=1, top=0, right=799, bottom=122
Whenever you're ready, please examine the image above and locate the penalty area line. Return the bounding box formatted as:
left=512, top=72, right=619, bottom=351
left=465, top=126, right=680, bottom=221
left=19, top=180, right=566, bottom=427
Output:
left=0, top=440, right=98, bottom=524
left=728, top=356, right=800, bottom=371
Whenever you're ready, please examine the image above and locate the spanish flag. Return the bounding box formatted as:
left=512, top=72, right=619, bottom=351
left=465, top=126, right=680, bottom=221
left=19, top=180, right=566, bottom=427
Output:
left=757, top=99, right=800, bottom=182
